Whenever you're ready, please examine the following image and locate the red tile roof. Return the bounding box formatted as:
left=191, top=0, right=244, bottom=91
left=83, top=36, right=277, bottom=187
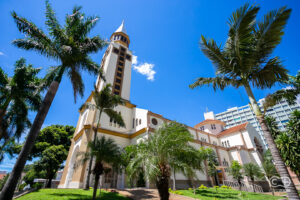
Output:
left=217, top=122, right=248, bottom=137
left=194, top=119, right=226, bottom=128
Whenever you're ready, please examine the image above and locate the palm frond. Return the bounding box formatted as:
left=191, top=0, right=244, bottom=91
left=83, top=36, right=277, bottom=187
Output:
left=68, top=68, right=84, bottom=103
left=200, top=36, right=232, bottom=75
left=254, top=6, right=292, bottom=63
left=250, top=56, right=289, bottom=89
left=189, top=76, right=242, bottom=91
left=104, top=109, right=125, bottom=127
left=45, top=0, right=66, bottom=42
left=12, top=39, right=58, bottom=60
left=226, top=3, right=259, bottom=70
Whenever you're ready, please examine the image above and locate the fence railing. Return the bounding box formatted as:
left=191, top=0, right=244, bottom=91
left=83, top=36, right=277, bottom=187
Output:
left=223, top=180, right=263, bottom=193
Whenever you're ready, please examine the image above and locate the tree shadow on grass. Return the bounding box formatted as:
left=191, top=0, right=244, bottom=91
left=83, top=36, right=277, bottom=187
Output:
left=49, top=191, right=130, bottom=200
left=195, top=189, right=239, bottom=199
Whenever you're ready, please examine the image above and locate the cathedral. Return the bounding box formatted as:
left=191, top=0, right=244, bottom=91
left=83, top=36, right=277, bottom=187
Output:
left=58, top=22, right=265, bottom=189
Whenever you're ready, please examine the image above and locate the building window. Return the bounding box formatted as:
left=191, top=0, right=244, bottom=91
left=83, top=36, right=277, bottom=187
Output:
left=120, top=47, right=126, bottom=52
left=126, top=54, right=131, bottom=61
left=136, top=119, right=138, bottom=126
left=211, top=124, right=216, bottom=129
left=114, top=91, right=119, bottom=95
left=116, top=72, right=122, bottom=78
left=117, top=67, right=123, bottom=72
left=199, top=126, right=204, bottom=131
left=113, top=47, right=119, bottom=54
left=118, top=61, right=124, bottom=66
left=119, top=56, right=124, bottom=62
left=132, top=118, right=135, bottom=128
left=114, top=85, right=120, bottom=90
left=151, top=118, right=158, bottom=125
left=139, top=119, right=141, bottom=125
left=116, top=78, right=121, bottom=83
left=227, top=140, right=230, bottom=147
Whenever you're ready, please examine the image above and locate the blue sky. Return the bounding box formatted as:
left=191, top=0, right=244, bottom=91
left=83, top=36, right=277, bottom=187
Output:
left=0, top=0, right=299, bottom=171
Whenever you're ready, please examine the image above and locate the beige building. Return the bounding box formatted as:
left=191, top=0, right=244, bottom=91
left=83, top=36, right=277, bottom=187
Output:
left=58, top=22, right=265, bottom=190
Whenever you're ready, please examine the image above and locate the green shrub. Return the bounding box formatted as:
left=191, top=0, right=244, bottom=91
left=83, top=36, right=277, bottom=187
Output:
left=33, top=182, right=43, bottom=189
left=198, top=184, right=207, bottom=189
left=221, top=185, right=228, bottom=189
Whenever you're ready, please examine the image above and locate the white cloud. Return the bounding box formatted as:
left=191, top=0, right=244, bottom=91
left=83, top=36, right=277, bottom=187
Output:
left=132, top=55, right=156, bottom=81
left=0, top=52, right=4, bottom=56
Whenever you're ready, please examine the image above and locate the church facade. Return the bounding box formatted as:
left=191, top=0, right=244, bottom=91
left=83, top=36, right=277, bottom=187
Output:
left=58, top=22, right=265, bottom=189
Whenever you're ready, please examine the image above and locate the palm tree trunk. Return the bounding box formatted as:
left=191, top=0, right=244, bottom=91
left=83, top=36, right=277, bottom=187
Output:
left=251, top=179, right=255, bottom=193
left=238, top=179, right=242, bottom=191
left=0, top=81, right=60, bottom=200
left=266, top=178, right=275, bottom=196
left=93, top=173, right=100, bottom=200
left=172, top=168, right=176, bottom=190
left=84, top=110, right=102, bottom=190
left=0, top=97, right=12, bottom=139
left=244, top=84, right=300, bottom=200
left=156, top=176, right=170, bottom=200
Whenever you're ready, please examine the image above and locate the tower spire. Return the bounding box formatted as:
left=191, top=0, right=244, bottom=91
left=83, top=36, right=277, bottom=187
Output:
left=115, top=20, right=127, bottom=34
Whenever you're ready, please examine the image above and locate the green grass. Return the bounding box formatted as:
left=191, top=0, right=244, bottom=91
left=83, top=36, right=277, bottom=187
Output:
left=175, top=188, right=283, bottom=200
left=17, top=189, right=131, bottom=200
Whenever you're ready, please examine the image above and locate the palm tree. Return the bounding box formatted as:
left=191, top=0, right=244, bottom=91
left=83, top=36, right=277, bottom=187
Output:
left=229, top=161, right=243, bottom=191
left=189, top=4, right=299, bottom=199
left=243, top=163, right=263, bottom=192
left=0, top=58, right=42, bottom=141
left=0, top=2, right=106, bottom=199
left=82, top=84, right=125, bottom=189
left=126, top=122, right=202, bottom=200
left=80, top=136, right=121, bottom=200
left=262, top=151, right=278, bottom=196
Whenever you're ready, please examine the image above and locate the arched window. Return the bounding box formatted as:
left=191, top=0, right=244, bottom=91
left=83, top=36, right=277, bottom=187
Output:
left=254, top=137, right=263, bottom=154
left=78, top=110, right=88, bottom=132
left=136, top=119, right=138, bottom=126
left=139, top=119, right=141, bottom=125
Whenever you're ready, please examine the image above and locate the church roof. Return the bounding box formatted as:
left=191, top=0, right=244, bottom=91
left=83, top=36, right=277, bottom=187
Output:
left=217, top=122, right=248, bottom=137
left=114, top=20, right=127, bottom=34
left=194, top=119, right=226, bottom=128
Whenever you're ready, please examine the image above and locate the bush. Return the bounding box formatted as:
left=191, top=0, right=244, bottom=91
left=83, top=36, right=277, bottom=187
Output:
left=221, top=185, right=228, bottom=189
left=198, top=184, right=207, bottom=189
left=168, top=188, right=183, bottom=195
left=18, top=183, right=27, bottom=191
left=33, top=182, right=43, bottom=189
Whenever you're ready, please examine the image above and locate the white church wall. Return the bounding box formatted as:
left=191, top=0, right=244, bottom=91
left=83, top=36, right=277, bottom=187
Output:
left=187, top=128, right=198, bottom=140
left=251, top=151, right=263, bottom=166
left=149, top=116, right=165, bottom=129
left=218, top=149, right=231, bottom=165
left=210, top=136, right=219, bottom=146
left=240, top=150, right=252, bottom=164
left=230, top=151, right=240, bottom=163
left=220, top=133, right=243, bottom=147
left=132, top=108, right=148, bottom=133
left=244, top=125, right=265, bottom=150
left=97, top=132, right=130, bottom=148
left=130, top=132, right=148, bottom=145
left=198, top=132, right=209, bottom=143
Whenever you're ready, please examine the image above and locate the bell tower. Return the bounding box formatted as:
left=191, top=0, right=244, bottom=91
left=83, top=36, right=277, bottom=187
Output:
left=96, top=21, right=132, bottom=101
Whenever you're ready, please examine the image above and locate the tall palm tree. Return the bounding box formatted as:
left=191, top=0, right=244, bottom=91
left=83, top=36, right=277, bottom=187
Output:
left=189, top=4, right=299, bottom=199
left=80, top=136, right=121, bottom=200
left=82, top=84, right=125, bottom=189
left=0, top=2, right=106, bottom=199
left=0, top=58, right=42, bottom=141
left=243, top=163, right=263, bottom=192
left=126, top=122, right=202, bottom=200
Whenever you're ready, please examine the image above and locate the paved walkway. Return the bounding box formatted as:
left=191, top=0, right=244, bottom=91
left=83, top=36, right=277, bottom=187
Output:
left=116, top=188, right=195, bottom=200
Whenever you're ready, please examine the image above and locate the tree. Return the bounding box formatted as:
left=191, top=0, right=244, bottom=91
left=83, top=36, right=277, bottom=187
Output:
left=82, top=84, right=125, bottom=189
left=202, top=148, right=219, bottom=186
left=229, top=161, right=243, bottom=191
left=35, top=145, right=68, bottom=188
left=264, top=71, right=300, bottom=109
left=262, top=151, right=278, bottom=196
left=80, top=136, right=121, bottom=200
left=12, top=125, right=75, bottom=188
left=126, top=122, right=202, bottom=200
left=243, top=163, right=263, bottom=192
left=0, top=2, right=106, bottom=199
left=189, top=3, right=299, bottom=199
left=0, top=58, right=42, bottom=143
left=276, top=110, right=300, bottom=181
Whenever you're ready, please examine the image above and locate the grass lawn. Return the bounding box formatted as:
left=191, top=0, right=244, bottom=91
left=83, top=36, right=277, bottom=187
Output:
left=176, top=188, right=283, bottom=200
left=17, top=189, right=131, bottom=200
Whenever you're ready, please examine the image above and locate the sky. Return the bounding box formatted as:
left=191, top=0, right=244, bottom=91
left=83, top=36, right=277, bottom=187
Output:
left=0, top=0, right=299, bottom=171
